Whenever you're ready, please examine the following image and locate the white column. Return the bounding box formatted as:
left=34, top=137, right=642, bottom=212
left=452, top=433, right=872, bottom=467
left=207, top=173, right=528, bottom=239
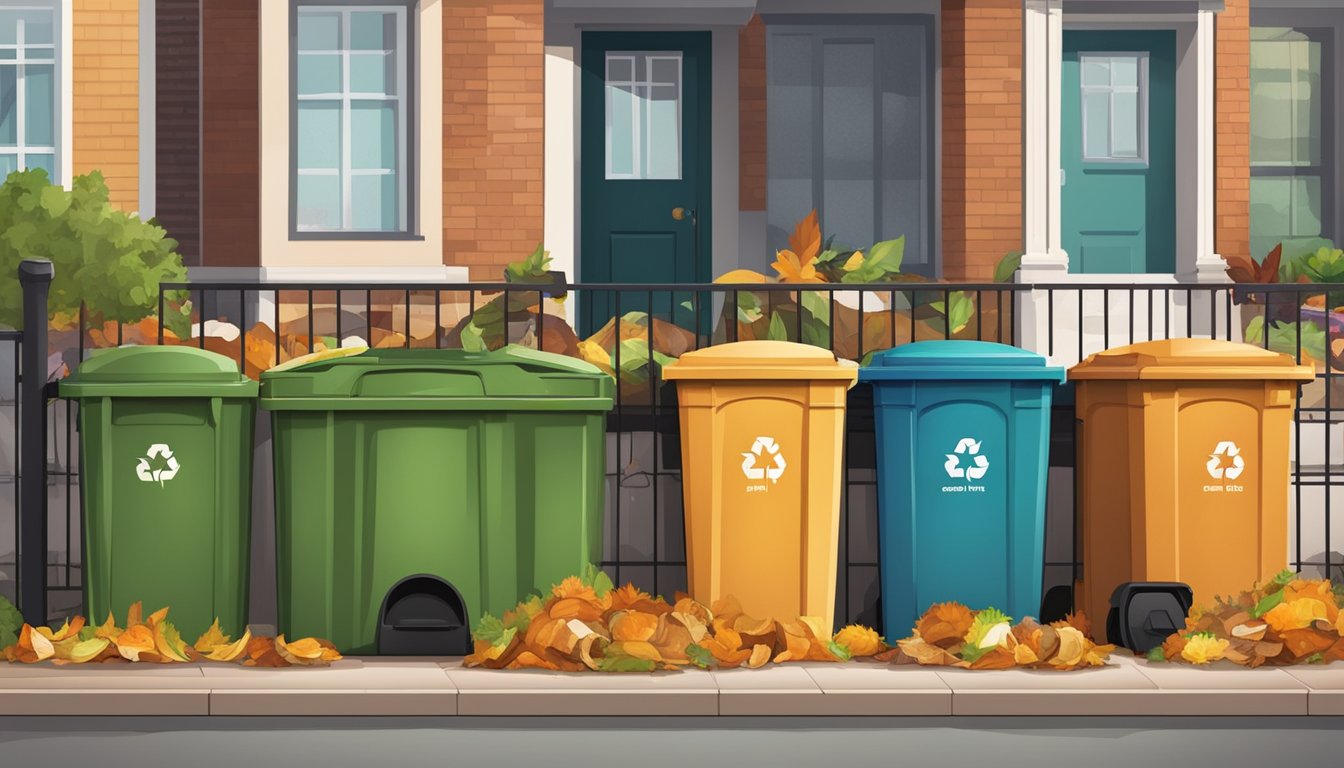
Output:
left=1193, top=5, right=1227, bottom=282
left=138, top=0, right=155, bottom=219
left=544, top=23, right=580, bottom=327
left=1021, top=0, right=1066, bottom=279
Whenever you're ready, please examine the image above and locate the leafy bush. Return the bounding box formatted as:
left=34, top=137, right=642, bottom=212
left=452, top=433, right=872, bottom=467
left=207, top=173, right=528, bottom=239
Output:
left=0, top=169, right=185, bottom=330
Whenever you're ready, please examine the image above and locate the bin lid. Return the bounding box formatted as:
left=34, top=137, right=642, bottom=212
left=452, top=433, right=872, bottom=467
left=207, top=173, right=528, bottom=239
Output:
left=1068, top=339, right=1317, bottom=381
left=58, top=345, right=258, bottom=398
left=659, top=340, right=859, bottom=383
left=857, top=340, right=1065, bottom=382
left=259, top=345, right=615, bottom=411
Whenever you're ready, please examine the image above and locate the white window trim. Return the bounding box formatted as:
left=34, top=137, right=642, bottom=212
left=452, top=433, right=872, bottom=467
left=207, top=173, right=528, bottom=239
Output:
left=603, top=50, right=682, bottom=180
left=0, top=1, right=65, bottom=184
left=294, top=4, right=409, bottom=233
left=1078, top=51, right=1149, bottom=165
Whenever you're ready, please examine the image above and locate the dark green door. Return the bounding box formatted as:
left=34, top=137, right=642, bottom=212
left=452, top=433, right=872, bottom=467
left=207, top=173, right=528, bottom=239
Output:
left=1062, top=31, right=1175, bottom=274
left=580, top=32, right=711, bottom=336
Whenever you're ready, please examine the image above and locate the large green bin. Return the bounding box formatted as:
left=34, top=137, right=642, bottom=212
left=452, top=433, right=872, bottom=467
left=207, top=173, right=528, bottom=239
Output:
left=60, top=345, right=258, bottom=639
left=260, top=345, right=614, bottom=655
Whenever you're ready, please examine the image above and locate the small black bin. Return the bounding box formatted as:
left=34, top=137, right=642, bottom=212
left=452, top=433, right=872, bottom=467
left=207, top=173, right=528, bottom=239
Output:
left=377, top=575, right=471, bottom=655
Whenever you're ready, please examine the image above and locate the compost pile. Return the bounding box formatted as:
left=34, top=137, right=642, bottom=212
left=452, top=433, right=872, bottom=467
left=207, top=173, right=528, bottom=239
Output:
left=1154, top=571, right=1344, bottom=667
left=465, top=568, right=886, bottom=672
left=879, top=603, right=1115, bottom=670
left=1, top=602, right=342, bottom=667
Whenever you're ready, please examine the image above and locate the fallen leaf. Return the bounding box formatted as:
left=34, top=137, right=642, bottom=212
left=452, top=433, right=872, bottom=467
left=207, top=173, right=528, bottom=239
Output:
left=747, top=644, right=772, bottom=669
left=916, top=603, right=975, bottom=648
left=194, top=619, right=232, bottom=653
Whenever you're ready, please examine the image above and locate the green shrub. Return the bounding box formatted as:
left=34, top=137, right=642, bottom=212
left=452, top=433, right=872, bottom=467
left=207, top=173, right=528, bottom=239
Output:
left=0, top=169, right=186, bottom=330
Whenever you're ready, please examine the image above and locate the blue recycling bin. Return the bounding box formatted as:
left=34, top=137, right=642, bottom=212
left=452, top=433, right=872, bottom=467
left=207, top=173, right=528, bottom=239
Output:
left=859, top=341, right=1064, bottom=640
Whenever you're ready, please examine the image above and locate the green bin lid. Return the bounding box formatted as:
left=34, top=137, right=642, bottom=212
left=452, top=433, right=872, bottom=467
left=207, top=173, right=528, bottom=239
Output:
left=59, top=345, right=258, bottom=399
left=259, top=345, right=615, bottom=412
left=858, top=340, right=1065, bottom=382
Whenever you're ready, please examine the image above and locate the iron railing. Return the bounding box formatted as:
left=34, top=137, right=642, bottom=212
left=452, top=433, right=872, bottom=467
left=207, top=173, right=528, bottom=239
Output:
left=12, top=277, right=1344, bottom=628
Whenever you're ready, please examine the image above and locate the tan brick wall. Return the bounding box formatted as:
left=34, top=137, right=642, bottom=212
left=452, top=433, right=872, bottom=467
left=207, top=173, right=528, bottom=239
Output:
left=940, top=0, right=1022, bottom=281
left=739, top=15, right=766, bottom=212
left=200, top=0, right=259, bottom=268
left=72, top=0, right=138, bottom=210
left=442, top=1, right=544, bottom=278
left=1216, top=0, right=1251, bottom=263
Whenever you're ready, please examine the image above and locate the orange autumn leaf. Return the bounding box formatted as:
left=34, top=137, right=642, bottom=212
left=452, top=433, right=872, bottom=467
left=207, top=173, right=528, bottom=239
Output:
left=787, top=209, right=822, bottom=262
left=193, top=619, right=232, bottom=653
left=771, top=249, right=825, bottom=284
left=125, top=602, right=144, bottom=629
left=552, top=576, right=597, bottom=603
left=610, top=610, right=660, bottom=643
left=114, top=625, right=155, bottom=662
left=94, top=613, right=121, bottom=641
left=916, top=602, right=976, bottom=648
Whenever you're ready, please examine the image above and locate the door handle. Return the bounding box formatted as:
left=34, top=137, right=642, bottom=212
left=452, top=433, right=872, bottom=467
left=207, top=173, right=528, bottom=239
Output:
left=672, top=207, right=695, bottom=222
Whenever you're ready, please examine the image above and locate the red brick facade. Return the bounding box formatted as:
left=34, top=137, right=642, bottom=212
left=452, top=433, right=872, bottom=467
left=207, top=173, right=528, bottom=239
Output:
left=442, top=1, right=545, bottom=278
left=156, top=0, right=201, bottom=265
left=1216, top=0, right=1252, bottom=263
left=739, top=15, right=766, bottom=213
left=200, top=0, right=259, bottom=268
left=940, top=0, right=1023, bottom=281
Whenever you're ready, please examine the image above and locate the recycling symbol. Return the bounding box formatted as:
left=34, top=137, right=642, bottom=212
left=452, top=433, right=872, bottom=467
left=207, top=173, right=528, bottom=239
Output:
left=944, top=437, right=989, bottom=481
left=741, top=436, right=787, bottom=484
left=1206, top=441, right=1245, bottom=480
left=135, top=443, right=181, bottom=486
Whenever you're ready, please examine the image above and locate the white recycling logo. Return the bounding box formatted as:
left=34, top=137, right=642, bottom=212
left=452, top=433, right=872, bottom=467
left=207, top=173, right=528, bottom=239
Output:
left=944, top=437, right=989, bottom=481
left=741, top=436, right=787, bottom=484
left=1206, top=441, right=1245, bottom=481
left=135, top=443, right=180, bottom=486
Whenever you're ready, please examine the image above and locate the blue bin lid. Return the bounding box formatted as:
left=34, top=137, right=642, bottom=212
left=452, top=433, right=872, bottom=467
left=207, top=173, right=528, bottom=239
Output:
left=858, top=340, right=1065, bottom=382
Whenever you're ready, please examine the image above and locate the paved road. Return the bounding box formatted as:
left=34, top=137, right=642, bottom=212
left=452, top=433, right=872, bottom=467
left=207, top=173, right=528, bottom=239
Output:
left=3, top=716, right=1342, bottom=767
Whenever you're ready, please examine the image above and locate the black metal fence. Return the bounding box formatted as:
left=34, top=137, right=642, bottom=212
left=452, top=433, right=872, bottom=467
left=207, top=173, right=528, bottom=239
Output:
left=10, top=276, right=1344, bottom=629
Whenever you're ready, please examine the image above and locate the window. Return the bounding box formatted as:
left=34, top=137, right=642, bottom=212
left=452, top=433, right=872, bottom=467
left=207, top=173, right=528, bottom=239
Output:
left=1079, top=53, right=1147, bottom=163
left=1250, top=27, right=1331, bottom=262
left=292, top=3, right=411, bottom=235
left=0, top=5, right=57, bottom=181
left=766, top=19, right=935, bottom=276
left=605, top=52, right=682, bottom=180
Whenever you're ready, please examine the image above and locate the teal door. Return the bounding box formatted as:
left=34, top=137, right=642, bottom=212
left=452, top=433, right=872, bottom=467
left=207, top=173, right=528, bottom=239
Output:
left=580, top=32, right=711, bottom=336
left=1061, top=31, right=1175, bottom=274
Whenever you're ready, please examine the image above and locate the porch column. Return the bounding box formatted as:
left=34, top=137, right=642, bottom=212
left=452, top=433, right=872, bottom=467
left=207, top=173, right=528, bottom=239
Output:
left=1020, top=0, right=1065, bottom=279
left=1193, top=4, right=1228, bottom=282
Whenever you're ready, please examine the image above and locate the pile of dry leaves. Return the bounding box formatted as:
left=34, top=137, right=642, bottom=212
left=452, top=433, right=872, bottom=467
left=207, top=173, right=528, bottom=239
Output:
left=466, top=567, right=887, bottom=672
left=2, top=602, right=342, bottom=667
left=1154, top=571, right=1344, bottom=667
left=878, top=603, right=1115, bottom=670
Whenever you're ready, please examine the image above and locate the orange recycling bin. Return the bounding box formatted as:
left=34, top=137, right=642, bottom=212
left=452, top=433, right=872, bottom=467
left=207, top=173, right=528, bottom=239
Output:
left=1069, top=339, right=1314, bottom=637
left=662, top=341, right=858, bottom=628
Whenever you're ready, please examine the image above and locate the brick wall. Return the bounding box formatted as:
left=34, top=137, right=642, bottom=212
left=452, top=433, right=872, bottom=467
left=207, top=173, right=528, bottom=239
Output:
left=156, top=0, right=200, bottom=265
left=1216, top=0, right=1251, bottom=263
left=71, top=0, right=138, bottom=210
left=739, top=15, right=766, bottom=212
left=200, top=0, right=259, bottom=268
left=940, top=0, right=1023, bottom=281
left=442, top=1, right=544, bottom=277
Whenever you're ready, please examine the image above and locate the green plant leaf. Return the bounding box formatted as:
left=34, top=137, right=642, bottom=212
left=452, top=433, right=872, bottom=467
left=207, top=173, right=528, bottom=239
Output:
left=994, top=251, right=1024, bottom=283
left=766, top=310, right=789, bottom=341
left=1145, top=646, right=1167, bottom=663
left=1244, top=314, right=1266, bottom=346
left=813, top=248, right=840, bottom=265
left=77, top=625, right=97, bottom=642
left=581, top=563, right=615, bottom=599
left=0, top=593, right=20, bottom=649
left=1303, top=246, right=1344, bottom=283
left=686, top=643, right=715, bottom=669
left=39, top=185, right=69, bottom=217
left=597, top=654, right=658, bottom=673
left=1272, top=569, right=1296, bottom=589
left=828, top=640, right=853, bottom=662
left=1308, top=652, right=1326, bottom=664
left=460, top=320, right=487, bottom=352
left=840, top=237, right=905, bottom=284
left=472, top=614, right=517, bottom=648
left=1265, top=320, right=1326, bottom=362
left=735, top=292, right=763, bottom=324
left=1252, top=589, right=1285, bottom=619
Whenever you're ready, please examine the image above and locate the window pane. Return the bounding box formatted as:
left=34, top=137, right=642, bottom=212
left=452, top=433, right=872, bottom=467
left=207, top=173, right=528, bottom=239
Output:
left=1292, top=41, right=1321, bottom=165
left=1251, top=37, right=1322, bottom=167
left=606, top=56, right=633, bottom=83
left=296, top=174, right=341, bottom=230
left=296, top=102, right=340, bottom=170
left=297, top=54, right=341, bottom=96
left=350, top=12, right=393, bottom=51
left=606, top=82, right=635, bottom=177
left=822, top=39, right=876, bottom=248
left=25, top=63, right=53, bottom=146
left=1110, top=56, right=1138, bottom=87
left=649, top=57, right=679, bottom=85
left=0, top=67, right=14, bottom=146
left=297, top=12, right=339, bottom=51
left=1082, top=91, right=1110, bottom=159
left=351, top=101, right=396, bottom=170
left=0, top=11, right=17, bottom=45
left=352, top=174, right=397, bottom=230
left=349, top=52, right=393, bottom=95
left=1081, top=57, right=1109, bottom=87
left=26, top=152, right=53, bottom=178
left=1111, top=90, right=1139, bottom=158
left=1291, top=175, right=1322, bottom=237
left=643, top=84, right=680, bottom=179
left=0, top=153, right=15, bottom=177
left=881, top=24, right=928, bottom=270
left=1250, top=176, right=1292, bottom=244
left=21, top=10, right=52, bottom=46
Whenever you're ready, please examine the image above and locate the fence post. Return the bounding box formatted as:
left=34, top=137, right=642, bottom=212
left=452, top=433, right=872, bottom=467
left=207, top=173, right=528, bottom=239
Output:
left=18, top=258, right=52, bottom=625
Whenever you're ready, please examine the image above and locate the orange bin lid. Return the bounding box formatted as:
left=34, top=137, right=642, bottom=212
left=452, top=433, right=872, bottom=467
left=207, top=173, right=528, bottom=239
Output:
left=1068, top=339, right=1316, bottom=382
left=661, top=340, right=859, bottom=383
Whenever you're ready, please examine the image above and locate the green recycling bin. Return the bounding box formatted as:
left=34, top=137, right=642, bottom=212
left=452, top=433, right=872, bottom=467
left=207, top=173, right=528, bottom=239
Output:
left=60, top=345, right=258, bottom=640
left=260, top=345, right=614, bottom=655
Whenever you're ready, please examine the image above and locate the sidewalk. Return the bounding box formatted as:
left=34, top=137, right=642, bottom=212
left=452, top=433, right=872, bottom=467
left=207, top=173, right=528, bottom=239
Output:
left=2, top=653, right=1341, bottom=717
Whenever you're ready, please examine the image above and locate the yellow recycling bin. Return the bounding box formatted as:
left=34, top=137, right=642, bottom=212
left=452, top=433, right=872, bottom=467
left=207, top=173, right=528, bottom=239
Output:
left=1069, top=339, right=1314, bottom=635
left=662, top=341, right=858, bottom=628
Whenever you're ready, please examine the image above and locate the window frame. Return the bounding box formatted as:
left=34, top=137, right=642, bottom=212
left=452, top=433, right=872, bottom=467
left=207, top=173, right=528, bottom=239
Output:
left=1249, top=25, right=1334, bottom=250
left=1077, top=51, right=1150, bottom=165
left=761, top=14, right=938, bottom=277
left=0, top=1, right=61, bottom=183
left=603, top=50, right=684, bottom=181
left=289, top=0, right=419, bottom=241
